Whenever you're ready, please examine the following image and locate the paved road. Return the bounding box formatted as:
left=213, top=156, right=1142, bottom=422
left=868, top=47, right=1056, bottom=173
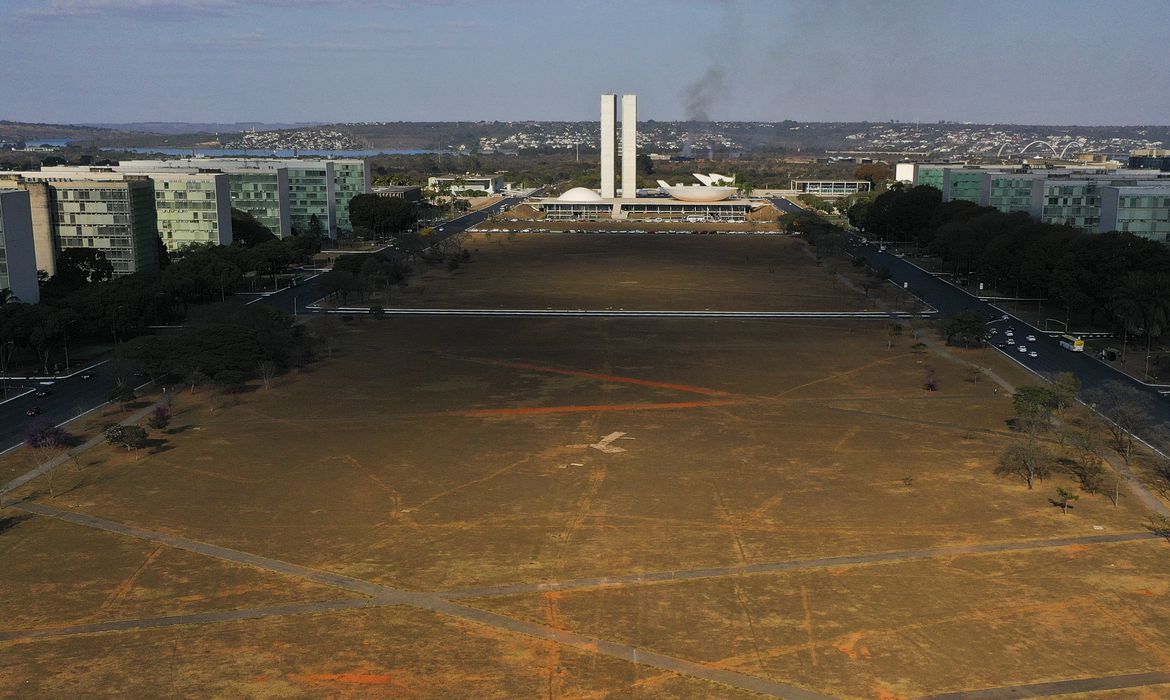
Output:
left=847, top=237, right=1170, bottom=450
left=257, top=193, right=532, bottom=317
left=769, top=197, right=807, bottom=215
left=0, top=196, right=535, bottom=451
left=0, top=363, right=118, bottom=456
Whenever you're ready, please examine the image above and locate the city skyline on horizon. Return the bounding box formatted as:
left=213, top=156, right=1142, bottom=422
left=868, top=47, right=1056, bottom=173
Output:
left=2, top=0, right=1169, bottom=127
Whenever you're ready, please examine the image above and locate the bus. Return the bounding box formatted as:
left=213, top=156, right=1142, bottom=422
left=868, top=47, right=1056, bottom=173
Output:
left=1059, top=335, right=1085, bottom=352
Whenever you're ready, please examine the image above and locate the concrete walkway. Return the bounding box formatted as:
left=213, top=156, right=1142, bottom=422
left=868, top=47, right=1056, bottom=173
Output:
left=0, top=393, right=170, bottom=499
left=3, top=499, right=835, bottom=700
left=440, top=532, right=1157, bottom=600
left=919, top=670, right=1170, bottom=699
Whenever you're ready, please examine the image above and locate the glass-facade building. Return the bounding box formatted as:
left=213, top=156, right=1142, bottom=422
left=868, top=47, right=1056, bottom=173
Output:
left=151, top=173, right=232, bottom=250
left=51, top=178, right=160, bottom=275
left=1101, top=186, right=1170, bottom=242
left=0, top=189, right=39, bottom=303
left=1040, top=181, right=1102, bottom=231
left=911, top=164, right=1170, bottom=239
left=286, top=164, right=334, bottom=236
left=333, top=160, right=370, bottom=236
left=34, top=166, right=235, bottom=252
left=119, top=157, right=370, bottom=239
left=942, top=170, right=986, bottom=205
left=227, top=170, right=291, bottom=238
left=915, top=166, right=946, bottom=191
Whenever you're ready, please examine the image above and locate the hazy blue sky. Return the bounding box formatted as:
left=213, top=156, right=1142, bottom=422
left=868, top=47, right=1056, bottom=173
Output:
left=2, top=0, right=1167, bottom=125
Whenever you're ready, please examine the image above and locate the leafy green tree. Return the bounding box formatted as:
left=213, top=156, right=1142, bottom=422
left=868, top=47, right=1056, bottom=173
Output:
left=1052, top=486, right=1079, bottom=514
left=1012, top=385, right=1060, bottom=434
left=942, top=310, right=986, bottom=347
left=108, top=380, right=136, bottom=406
left=42, top=248, right=114, bottom=299
left=308, top=214, right=323, bottom=239
left=349, top=194, right=417, bottom=237
left=230, top=208, right=278, bottom=248
left=854, top=163, right=892, bottom=185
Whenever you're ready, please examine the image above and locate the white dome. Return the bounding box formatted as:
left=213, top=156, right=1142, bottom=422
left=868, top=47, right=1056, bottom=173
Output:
left=558, top=187, right=604, bottom=202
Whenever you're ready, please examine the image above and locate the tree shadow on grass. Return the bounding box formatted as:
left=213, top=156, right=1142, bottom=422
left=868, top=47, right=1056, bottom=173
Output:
left=0, top=513, right=31, bottom=535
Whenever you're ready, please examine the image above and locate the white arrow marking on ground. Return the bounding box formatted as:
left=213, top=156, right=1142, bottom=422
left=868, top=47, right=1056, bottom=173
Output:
left=590, top=432, right=627, bottom=454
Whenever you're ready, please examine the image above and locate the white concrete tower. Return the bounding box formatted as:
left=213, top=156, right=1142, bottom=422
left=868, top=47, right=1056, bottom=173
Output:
left=621, top=94, right=638, bottom=198
left=600, top=93, right=617, bottom=199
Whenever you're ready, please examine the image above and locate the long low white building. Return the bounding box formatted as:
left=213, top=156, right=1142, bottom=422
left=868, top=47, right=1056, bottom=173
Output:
left=531, top=185, right=762, bottom=222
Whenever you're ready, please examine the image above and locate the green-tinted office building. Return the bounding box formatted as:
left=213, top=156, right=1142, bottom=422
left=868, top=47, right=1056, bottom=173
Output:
left=941, top=169, right=987, bottom=205
left=1101, top=186, right=1170, bottom=242
left=50, top=178, right=160, bottom=275
left=227, top=170, right=291, bottom=238
left=914, top=166, right=946, bottom=191
left=987, top=174, right=1040, bottom=214
left=285, top=164, right=333, bottom=236
left=333, top=160, right=371, bottom=235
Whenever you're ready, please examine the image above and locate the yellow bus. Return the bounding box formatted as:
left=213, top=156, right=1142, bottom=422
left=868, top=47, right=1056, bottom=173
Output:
left=1059, top=335, right=1085, bottom=352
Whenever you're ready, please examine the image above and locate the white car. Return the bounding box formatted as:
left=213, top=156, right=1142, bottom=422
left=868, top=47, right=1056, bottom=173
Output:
left=1028, top=351, right=1038, bottom=357
left=1026, top=335, right=1036, bottom=342
left=1018, top=345, right=1027, bottom=353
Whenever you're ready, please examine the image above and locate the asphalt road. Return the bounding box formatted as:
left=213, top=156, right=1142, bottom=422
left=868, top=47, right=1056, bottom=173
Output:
left=258, top=193, right=532, bottom=316
left=769, top=196, right=807, bottom=215
left=0, top=364, right=119, bottom=455
left=0, top=195, right=534, bottom=453
left=847, top=236, right=1170, bottom=449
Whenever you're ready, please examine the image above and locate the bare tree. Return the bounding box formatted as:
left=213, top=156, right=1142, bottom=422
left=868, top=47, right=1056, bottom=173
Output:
left=1084, top=381, right=1153, bottom=461
left=1149, top=456, right=1170, bottom=499
left=996, top=437, right=1051, bottom=490
left=258, top=361, right=277, bottom=390
left=1147, top=514, right=1170, bottom=543
left=1063, top=419, right=1108, bottom=497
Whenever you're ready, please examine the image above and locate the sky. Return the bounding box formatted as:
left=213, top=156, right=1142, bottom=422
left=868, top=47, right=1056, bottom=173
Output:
left=1, top=0, right=1168, bottom=126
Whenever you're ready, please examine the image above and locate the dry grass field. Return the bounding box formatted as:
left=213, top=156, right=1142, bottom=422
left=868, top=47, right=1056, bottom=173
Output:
left=2, top=234, right=1168, bottom=699
left=387, top=233, right=878, bottom=312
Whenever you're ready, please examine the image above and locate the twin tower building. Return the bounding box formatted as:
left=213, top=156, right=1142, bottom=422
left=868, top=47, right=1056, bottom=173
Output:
left=600, top=94, right=638, bottom=198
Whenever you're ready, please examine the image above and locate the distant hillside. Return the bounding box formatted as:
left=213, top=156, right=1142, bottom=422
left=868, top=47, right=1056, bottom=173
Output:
left=0, top=120, right=121, bottom=141
left=81, top=121, right=326, bottom=135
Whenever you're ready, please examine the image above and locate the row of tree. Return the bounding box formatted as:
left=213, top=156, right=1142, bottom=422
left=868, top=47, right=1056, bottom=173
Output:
left=1, top=210, right=321, bottom=375
left=850, top=186, right=1170, bottom=336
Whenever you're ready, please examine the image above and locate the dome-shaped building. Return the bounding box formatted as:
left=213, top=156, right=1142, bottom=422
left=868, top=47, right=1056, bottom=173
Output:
left=557, top=187, right=604, bottom=202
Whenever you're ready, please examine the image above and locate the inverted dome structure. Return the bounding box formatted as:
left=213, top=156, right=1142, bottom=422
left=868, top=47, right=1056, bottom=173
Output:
left=656, top=173, right=738, bottom=202
left=558, top=187, right=604, bottom=202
